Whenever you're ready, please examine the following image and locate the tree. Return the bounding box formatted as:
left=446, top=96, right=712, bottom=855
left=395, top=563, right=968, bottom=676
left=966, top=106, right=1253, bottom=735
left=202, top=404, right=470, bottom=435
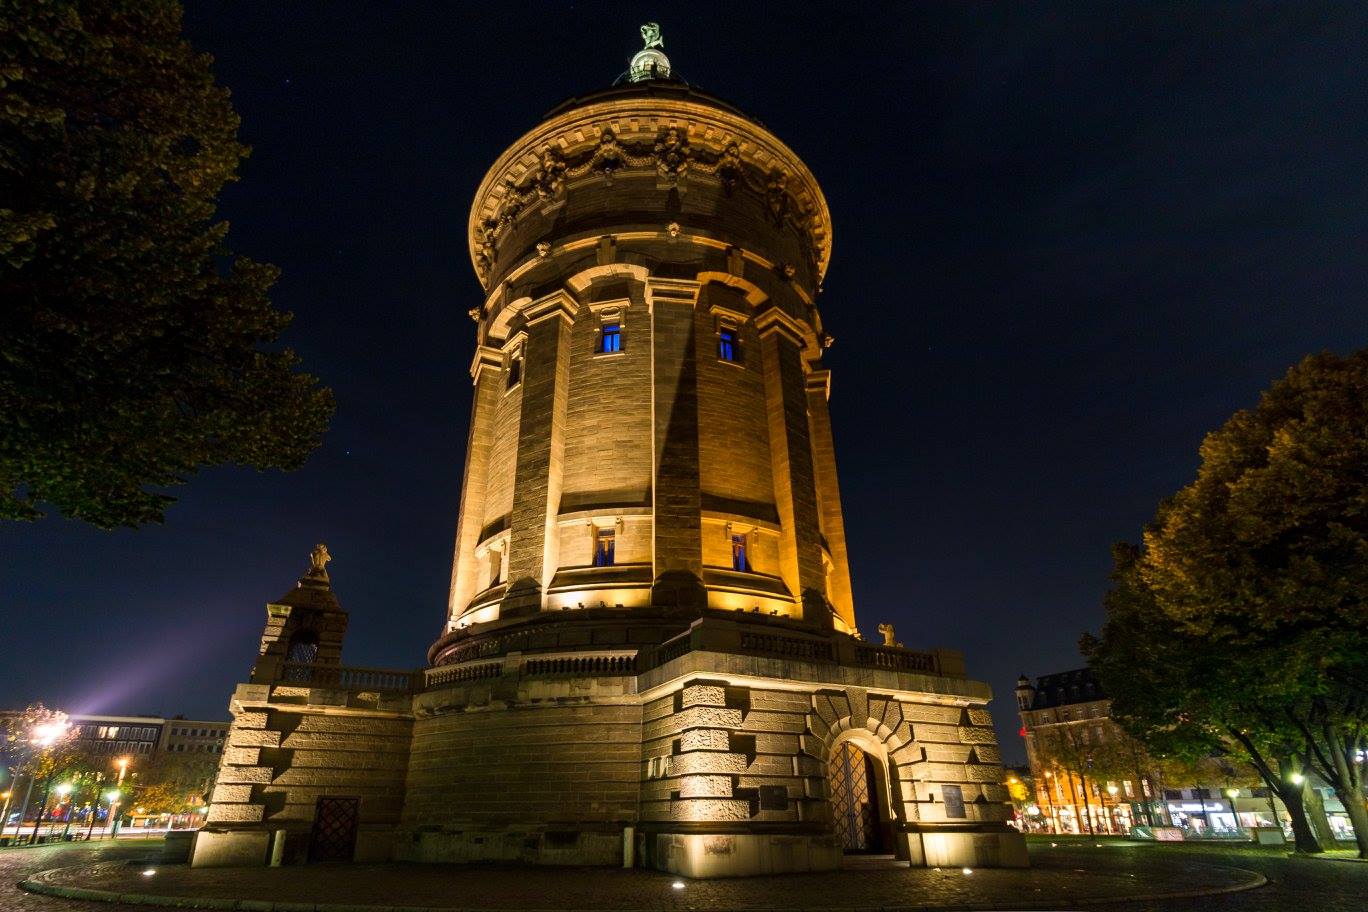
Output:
left=1086, top=349, right=1368, bottom=856
left=1084, top=543, right=1329, bottom=852
left=1143, top=350, right=1368, bottom=856
left=1032, top=721, right=1101, bottom=834
left=0, top=704, right=83, bottom=839
left=126, top=750, right=218, bottom=814
left=1, top=0, right=333, bottom=528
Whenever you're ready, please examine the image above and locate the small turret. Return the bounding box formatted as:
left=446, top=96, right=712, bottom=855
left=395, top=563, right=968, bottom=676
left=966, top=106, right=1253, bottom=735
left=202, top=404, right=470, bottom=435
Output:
left=250, top=544, right=349, bottom=684
left=1014, top=674, right=1036, bottom=711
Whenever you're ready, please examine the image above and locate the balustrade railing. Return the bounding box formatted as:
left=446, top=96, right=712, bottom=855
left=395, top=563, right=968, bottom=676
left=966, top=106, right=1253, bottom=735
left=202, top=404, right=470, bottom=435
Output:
left=853, top=644, right=940, bottom=674
left=424, top=662, right=501, bottom=686
left=523, top=654, right=637, bottom=676
left=738, top=631, right=835, bottom=663
left=278, top=662, right=418, bottom=693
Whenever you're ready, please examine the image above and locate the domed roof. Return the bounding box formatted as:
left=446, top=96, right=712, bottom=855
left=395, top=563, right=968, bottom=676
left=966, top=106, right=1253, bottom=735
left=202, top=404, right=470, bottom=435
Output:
left=467, top=25, right=833, bottom=288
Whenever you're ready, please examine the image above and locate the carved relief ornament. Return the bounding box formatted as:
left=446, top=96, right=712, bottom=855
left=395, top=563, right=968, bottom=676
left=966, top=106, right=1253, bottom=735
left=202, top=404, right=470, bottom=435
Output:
left=469, top=102, right=831, bottom=290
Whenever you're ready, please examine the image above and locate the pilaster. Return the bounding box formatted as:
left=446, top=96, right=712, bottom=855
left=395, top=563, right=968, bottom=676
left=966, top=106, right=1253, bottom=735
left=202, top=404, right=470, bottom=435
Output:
left=447, top=347, right=506, bottom=621
left=646, top=276, right=706, bottom=609
left=805, top=369, right=855, bottom=631
left=502, top=291, right=575, bottom=617
left=758, top=313, right=829, bottom=628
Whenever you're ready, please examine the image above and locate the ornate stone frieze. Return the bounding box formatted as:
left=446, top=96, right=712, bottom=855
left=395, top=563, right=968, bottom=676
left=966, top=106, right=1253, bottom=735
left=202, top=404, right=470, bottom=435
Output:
left=469, top=95, right=832, bottom=289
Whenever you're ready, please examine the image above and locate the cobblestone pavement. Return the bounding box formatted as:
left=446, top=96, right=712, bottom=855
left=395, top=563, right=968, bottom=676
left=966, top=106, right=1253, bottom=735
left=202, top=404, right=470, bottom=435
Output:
left=1, top=842, right=161, bottom=912
left=4, top=838, right=1364, bottom=911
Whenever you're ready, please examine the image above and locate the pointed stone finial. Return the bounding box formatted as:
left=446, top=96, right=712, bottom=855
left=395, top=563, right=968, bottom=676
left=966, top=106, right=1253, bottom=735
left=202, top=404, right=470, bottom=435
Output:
left=308, top=543, right=331, bottom=580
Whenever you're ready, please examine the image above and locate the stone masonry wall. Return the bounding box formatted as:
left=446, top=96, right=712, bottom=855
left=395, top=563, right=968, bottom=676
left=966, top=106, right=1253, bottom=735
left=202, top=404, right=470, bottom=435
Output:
left=206, top=684, right=413, bottom=853
left=400, top=673, right=643, bottom=864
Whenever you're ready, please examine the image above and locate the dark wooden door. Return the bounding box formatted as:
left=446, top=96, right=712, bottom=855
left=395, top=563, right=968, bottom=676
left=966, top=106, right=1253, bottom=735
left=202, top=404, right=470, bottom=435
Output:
left=307, top=796, right=359, bottom=863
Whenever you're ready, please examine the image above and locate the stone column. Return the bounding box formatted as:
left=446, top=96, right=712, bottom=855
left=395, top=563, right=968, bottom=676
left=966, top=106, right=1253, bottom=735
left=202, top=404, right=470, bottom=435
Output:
left=647, top=276, right=707, bottom=610
left=757, top=309, right=829, bottom=628
left=447, top=346, right=505, bottom=622
left=805, top=368, right=856, bottom=631
left=502, top=291, right=575, bottom=617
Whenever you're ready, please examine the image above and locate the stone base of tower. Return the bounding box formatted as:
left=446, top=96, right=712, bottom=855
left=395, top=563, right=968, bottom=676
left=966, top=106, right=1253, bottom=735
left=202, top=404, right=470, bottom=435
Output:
left=393, top=614, right=1027, bottom=876
left=197, top=613, right=1026, bottom=875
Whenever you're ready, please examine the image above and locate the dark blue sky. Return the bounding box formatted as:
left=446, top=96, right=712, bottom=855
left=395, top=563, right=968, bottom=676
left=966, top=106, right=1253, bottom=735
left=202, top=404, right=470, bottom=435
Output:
left=3, top=3, right=1366, bottom=761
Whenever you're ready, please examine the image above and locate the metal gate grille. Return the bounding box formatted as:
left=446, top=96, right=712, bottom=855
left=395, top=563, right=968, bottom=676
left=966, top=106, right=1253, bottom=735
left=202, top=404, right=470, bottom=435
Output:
left=308, top=796, right=359, bottom=863
left=829, top=742, right=880, bottom=852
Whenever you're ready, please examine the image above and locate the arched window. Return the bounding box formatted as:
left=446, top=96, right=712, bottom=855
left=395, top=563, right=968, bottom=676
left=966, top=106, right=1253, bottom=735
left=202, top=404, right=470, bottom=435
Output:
left=286, top=628, right=320, bottom=664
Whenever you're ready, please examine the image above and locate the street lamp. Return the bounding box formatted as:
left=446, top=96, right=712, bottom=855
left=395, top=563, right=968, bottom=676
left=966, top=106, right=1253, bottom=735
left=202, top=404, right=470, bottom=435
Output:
left=103, top=790, right=120, bottom=840
left=28, top=718, right=72, bottom=845
left=109, top=757, right=130, bottom=838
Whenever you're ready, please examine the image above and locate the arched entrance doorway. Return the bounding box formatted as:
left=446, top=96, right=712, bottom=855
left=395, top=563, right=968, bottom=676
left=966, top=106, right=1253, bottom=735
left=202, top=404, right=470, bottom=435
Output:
left=828, top=741, right=885, bottom=852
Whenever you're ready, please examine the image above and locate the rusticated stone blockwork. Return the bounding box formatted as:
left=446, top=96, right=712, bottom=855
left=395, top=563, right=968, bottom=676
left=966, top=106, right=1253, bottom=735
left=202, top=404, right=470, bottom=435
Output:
left=196, top=680, right=414, bottom=867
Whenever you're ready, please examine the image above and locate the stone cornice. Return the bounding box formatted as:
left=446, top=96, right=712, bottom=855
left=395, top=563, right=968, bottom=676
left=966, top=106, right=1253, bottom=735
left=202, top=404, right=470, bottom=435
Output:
left=753, top=306, right=808, bottom=347
left=522, top=290, right=578, bottom=328
left=643, top=276, right=702, bottom=313
left=469, top=95, right=832, bottom=289
left=469, top=345, right=505, bottom=383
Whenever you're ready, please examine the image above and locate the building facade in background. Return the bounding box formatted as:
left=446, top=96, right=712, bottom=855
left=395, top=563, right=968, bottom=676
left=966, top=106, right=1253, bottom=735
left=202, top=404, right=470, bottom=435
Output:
left=1014, top=668, right=1359, bottom=840
left=191, top=28, right=1027, bottom=877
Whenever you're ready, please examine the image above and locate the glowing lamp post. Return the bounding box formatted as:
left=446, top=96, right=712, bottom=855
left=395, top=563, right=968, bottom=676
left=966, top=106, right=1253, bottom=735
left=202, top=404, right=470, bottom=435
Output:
left=28, top=717, right=71, bottom=844
left=104, top=790, right=120, bottom=840
left=109, top=757, right=130, bottom=837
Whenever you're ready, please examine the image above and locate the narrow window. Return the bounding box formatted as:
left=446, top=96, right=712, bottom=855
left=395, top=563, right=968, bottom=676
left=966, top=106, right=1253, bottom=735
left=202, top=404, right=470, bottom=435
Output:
left=599, top=323, right=622, bottom=353
left=593, top=528, right=616, bottom=567
left=488, top=548, right=503, bottom=587
left=506, top=354, right=522, bottom=389
left=731, top=533, right=750, bottom=571
left=718, top=327, right=738, bottom=362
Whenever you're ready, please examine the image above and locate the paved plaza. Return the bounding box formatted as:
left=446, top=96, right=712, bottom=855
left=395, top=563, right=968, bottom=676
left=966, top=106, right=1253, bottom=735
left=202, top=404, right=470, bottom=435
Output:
left=2, top=838, right=1364, bottom=911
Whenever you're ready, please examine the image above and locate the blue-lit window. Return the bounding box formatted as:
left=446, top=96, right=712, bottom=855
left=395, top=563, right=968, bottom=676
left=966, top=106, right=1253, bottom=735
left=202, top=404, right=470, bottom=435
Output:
left=719, top=328, right=738, bottom=362
left=731, top=533, right=749, bottom=572
left=599, top=323, right=622, bottom=353
left=593, top=528, right=616, bottom=567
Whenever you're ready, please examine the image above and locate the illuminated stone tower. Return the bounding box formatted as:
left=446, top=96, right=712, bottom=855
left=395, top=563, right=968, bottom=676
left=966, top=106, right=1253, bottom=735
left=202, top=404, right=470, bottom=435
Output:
left=193, top=26, right=1025, bottom=877
left=407, top=28, right=1026, bottom=874
left=435, top=36, right=851, bottom=654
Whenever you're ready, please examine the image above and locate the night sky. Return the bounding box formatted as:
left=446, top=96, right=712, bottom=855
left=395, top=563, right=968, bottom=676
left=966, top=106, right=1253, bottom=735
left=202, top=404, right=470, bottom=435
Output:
left=4, top=3, right=1367, bottom=762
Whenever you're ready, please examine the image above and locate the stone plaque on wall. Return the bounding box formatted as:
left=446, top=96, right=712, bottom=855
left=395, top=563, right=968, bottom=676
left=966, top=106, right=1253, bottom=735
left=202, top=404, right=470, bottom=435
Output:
left=942, top=784, right=966, bottom=819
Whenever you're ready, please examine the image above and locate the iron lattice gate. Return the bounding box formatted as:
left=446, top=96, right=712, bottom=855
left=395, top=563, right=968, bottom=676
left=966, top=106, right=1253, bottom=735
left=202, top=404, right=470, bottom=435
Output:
left=829, top=742, right=881, bottom=852
left=308, top=796, right=359, bottom=863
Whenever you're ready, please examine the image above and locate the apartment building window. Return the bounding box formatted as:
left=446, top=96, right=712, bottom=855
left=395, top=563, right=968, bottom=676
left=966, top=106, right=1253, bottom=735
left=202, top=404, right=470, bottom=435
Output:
left=718, top=327, right=738, bottom=362
left=593, top=528, right=615, bottom=567
left=731, top=534, right=750, bottom=572
left=598, top=323, right=622, bottom=353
